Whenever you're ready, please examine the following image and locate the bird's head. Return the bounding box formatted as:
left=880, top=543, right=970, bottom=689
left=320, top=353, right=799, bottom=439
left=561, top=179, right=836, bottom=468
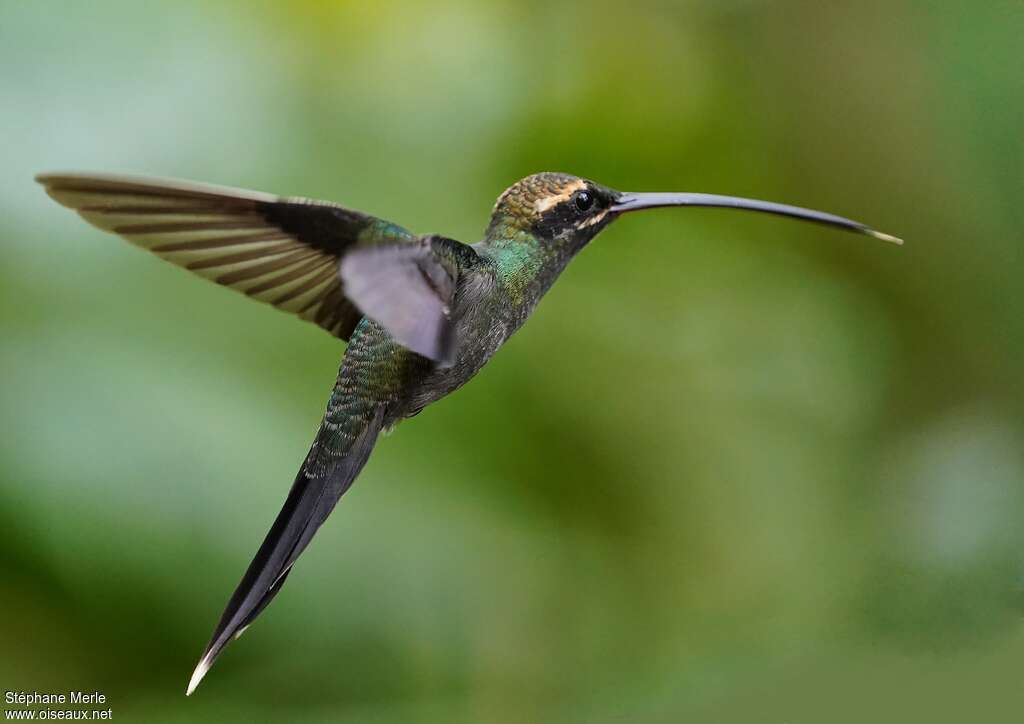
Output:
left=488, top=172, right=618, bottom=253
left=487, top=171, right=901, bottom=253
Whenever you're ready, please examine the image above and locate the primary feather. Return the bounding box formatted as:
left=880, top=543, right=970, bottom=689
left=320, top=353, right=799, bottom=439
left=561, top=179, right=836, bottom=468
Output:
left=36, top=172, right=416, bottom=339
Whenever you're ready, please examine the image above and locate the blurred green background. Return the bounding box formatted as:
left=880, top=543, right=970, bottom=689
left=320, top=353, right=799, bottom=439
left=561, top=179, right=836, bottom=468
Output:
left=3, top=1, right=1023, bottom=721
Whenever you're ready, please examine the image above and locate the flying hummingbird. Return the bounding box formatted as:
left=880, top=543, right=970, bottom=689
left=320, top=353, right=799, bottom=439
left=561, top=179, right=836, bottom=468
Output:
left=36, top=170, right=900, bottom=694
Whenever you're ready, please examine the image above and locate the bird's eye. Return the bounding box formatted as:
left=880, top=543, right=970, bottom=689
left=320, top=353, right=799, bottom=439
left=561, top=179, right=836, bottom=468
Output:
left=574, top=190, right=594, bottom=212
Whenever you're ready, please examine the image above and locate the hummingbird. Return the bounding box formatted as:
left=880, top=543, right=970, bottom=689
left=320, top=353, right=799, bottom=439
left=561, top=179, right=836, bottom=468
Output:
left=36, top=170, right=900, bottom=694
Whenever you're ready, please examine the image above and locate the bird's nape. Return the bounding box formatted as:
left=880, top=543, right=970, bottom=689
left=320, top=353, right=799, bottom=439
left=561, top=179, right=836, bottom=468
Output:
left=609, top=191, right=902, bottom=244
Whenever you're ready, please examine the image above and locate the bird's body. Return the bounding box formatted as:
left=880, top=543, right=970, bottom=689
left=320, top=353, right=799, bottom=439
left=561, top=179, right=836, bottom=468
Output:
left=36, top=169, right=899, bottom=695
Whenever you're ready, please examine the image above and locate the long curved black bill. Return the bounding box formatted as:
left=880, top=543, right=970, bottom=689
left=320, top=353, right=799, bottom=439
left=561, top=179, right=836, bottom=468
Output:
left=610, top=192, right=902, bottom=244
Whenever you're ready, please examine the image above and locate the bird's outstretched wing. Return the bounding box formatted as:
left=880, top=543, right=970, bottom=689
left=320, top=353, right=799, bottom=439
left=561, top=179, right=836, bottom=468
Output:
left=36, top=172, right=417, bottom=341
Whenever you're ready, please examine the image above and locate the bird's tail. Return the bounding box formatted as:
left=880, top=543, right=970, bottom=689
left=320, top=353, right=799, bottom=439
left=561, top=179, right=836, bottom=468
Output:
left=186, top=406, right=385, bottom=695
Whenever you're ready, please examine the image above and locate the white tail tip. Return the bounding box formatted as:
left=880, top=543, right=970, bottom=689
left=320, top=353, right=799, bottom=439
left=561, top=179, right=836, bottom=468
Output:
left=186, top=653, right=213, bottom=696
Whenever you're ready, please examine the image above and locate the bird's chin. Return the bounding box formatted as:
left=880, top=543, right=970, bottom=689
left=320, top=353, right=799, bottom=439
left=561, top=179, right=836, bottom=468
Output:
left=578, top=215, right=617, bottom=249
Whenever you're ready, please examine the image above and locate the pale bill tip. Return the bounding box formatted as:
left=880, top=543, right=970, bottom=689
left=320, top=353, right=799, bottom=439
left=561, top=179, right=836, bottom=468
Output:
left=868, top=229, right=903, bottom=245
left=186, top=654, right=213, bottom=696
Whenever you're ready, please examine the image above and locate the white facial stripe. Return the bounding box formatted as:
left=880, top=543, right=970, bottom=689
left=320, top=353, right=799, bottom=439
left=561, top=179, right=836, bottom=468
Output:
left=534, top=179, right=587, bottom=214
left=578, top=209, right=609, bottom=228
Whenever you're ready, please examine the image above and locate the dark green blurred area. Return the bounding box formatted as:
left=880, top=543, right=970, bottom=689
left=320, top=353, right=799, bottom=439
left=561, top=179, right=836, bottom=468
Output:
left=3, top=1, right=1023, bottom=721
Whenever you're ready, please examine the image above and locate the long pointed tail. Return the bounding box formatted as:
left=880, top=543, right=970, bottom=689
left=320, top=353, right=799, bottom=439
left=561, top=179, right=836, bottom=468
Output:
left=187, top=406, right=385, bottom=695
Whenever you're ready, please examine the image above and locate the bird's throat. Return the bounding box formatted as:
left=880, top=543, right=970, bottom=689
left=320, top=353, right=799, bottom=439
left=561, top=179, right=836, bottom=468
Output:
left=481, top=233, right=570, bottom=311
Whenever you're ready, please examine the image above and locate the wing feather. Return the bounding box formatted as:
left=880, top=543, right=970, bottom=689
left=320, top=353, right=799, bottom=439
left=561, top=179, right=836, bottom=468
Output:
left=37, top=172, right=417, bottom=341
left=340, top=237, right=465, bottom=365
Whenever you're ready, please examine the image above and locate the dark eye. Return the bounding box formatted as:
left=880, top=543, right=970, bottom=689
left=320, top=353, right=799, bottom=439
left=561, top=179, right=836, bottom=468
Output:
left=574, top=190, right=594, bottom=212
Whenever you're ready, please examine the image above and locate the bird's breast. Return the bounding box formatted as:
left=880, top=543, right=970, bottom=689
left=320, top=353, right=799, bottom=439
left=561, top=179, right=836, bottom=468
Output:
left=400, top=252, right=552, bottom=416
left=405, top=294, right=511, bottom=412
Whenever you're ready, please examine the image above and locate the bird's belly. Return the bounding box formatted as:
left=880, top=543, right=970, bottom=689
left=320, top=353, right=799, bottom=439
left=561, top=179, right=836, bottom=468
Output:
left=403, top=306, right=514, bottom=414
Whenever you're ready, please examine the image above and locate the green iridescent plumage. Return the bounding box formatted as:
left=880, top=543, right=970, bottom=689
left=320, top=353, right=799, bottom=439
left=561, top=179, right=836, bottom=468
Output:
left=35, top=170, right=899, bottom=695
